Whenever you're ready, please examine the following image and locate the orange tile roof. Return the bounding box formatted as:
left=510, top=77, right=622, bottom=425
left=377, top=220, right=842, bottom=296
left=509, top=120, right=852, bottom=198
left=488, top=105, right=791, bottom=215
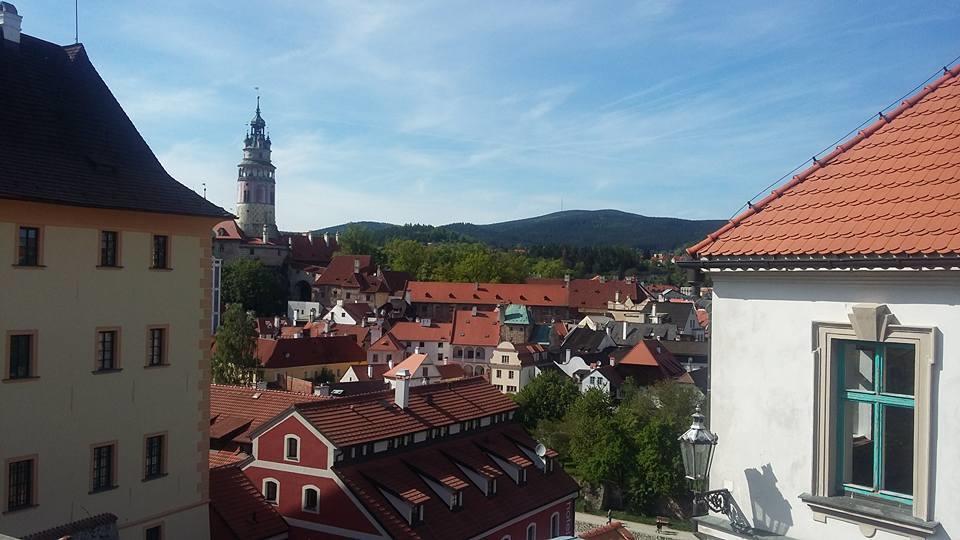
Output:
left=208, top=449, right=250, bottom=469
left=369, top=333, right=405, bottom=352
left=690, top=65, right=960, bottom=259
left=580, top=521, right=633, bottom=540
left=293, top=377, right=518, bottom=447
left=569, top=279, right=644, bottom=310
left=407, top=281, right=569, bottom=307
left=209, top=464, right=288, bottom=540
left=618, top=340, right=684, bottom=374
left=452, top=309, right=501, bottom=346
left=385, top=321, right=454, bottom=344
left=383, top=353, right=429, bottom=379
left=315, top=255, right=374, bottom=286
left=210, top=384, right=326, bottom=444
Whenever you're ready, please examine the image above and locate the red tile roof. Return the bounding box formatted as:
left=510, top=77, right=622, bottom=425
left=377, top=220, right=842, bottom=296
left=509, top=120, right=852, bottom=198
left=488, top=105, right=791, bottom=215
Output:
left=209, top=464, right=288, bottom=540
left=369, top=333, right=405, bottom=352
left=436, top=363, right=466, bottom=381
left=580, top=521, right=633, bottom=540
left=689, top=65, right=960, bottom=259
left=385, top=321, right=454, bottom=344
left=315, top=255, right=374, bottom=287
left=569, top=278, right=644, bottom=310
left=334, top=423, right=579, bottom=540
left=285, top=233, right=338, bottom=265
left=256, top=335, right=366, bottom=369
left=384, top=353, right=429, bottom=378
left=209, top=449, right=250, bottom=469
left=452, top=309, right=501, bottom=346
left=213, top=219, right=246, bottom=241
left=618, top=340, right=684, bottom=375
left=407, top=282, right=569, bottom=307
left=210, top=384, right=326, bottom=444
left=292, top=377, right=518, bottom=447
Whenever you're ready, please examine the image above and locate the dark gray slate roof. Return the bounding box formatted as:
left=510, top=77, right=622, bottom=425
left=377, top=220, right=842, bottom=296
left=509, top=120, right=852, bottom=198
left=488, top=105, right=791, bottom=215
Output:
left=610, top=321, right=677, bottom=345
left=0, top=35, right=230, bottom=218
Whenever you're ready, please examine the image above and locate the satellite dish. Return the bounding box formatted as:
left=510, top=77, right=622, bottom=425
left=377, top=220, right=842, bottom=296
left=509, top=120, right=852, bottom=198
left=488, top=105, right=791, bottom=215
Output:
left=535, top=443, right=547, bottom=458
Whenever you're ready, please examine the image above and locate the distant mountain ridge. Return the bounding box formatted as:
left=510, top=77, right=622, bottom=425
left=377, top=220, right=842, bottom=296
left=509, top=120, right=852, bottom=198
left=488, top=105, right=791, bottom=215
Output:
left=314, top=209, right=724, bottom=251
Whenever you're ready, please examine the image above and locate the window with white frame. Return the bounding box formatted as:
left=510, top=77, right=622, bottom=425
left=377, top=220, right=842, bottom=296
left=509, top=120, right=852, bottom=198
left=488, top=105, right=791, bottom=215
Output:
left=285, top=435, right=300, bottom=462
left=808, top=306, right=936, bottom=534
left=302, top=485, right=319, bottom=513
left=526, top=523, right=536, bottom=540
left=263, top=479, right=279, bottom=505
left=550, top=512, right=560, bottom=537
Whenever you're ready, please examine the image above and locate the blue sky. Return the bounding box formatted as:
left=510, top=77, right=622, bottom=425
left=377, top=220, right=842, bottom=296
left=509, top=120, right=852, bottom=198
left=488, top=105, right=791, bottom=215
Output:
left=20, top=1, right=960, bottom=231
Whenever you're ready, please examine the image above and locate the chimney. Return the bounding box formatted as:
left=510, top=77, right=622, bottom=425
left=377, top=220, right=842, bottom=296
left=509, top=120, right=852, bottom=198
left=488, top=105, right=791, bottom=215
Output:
left=323, top=232, right=330, bottom=244
left=651, top=304, right=657, bottom=319
left=307, top=232, right=314, bottom=244
left=615, top=290, right=621, bottom=303
left=414, top=346, right=420, bottom=354
left=474, top=281, right=479, bottom=291
left=367, top=364, right=373, bottom=379
left=0, top=2, right=22, bottom=45
left=395, top=369, right=411, bottom=409
left=471, top=306, right=477, bottom=317
left=335, top=230, right=341, bottom=243
left=622, top=322, right=627, bottom=341
left=314, top=384, right=330, bottom=397
left=262, top=224, right=270, bottom=243
left=564, top=274, right=571, bottom=287
left=388, top=358, right=394, bottom=369
left=609, top=355, right=615, bottom=367
left=354, top=258, right=360, bottom=273
left=565, top=349, right=571, bottom=363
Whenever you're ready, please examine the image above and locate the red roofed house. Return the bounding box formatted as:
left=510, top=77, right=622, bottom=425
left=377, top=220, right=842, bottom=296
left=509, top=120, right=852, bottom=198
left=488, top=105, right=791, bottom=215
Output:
left=256, top=335, right=367, bottom=383
left=452, top=308, right=502, bottom=378
left=239, top=377, right=579, bottom=539
left=612, top=340, right=686, bottom=386
left=210, top=462, right=289, bottom=540
left=367, top=320, right=454, bottom=367
left=680, top=65, right=960, bottom=539
left=381, top=353, right=466, bottom=387
left=406, top=281, right=574, bottom=323
left=314, top=255, right=410, bottom=310
left=210, top=384, right=327, bottom=455
left=489, top=342, right=548, bottom=394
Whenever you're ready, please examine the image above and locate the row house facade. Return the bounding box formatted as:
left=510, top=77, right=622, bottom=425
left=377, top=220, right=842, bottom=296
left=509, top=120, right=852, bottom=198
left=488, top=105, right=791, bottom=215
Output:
left=0, top=7, right=229, bottom=538
left=240, top=377, right=579, bottom=539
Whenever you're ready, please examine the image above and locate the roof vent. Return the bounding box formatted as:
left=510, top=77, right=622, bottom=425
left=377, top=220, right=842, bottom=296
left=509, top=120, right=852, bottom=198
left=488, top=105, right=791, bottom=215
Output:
left=0, top=2, right=21, bottom=45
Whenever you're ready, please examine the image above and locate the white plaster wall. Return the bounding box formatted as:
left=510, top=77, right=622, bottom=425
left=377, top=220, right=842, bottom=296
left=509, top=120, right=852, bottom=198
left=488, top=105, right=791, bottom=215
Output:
left=709, top=271, right=960, bottom=540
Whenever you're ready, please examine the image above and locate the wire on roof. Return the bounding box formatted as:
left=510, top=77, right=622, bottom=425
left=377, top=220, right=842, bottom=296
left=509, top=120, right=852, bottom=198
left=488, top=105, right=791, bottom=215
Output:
left=728, top=52, right=960, bottom=221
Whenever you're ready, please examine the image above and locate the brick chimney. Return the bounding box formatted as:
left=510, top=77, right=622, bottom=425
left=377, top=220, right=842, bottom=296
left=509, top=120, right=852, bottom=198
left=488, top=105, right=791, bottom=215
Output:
left=0, top=2, right=22, bottom=45
left=354, top=258, right=360, bottom=273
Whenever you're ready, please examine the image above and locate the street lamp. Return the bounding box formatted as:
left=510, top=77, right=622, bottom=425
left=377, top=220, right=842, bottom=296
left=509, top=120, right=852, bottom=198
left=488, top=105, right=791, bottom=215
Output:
left=678, top=405, right=752, bottom=533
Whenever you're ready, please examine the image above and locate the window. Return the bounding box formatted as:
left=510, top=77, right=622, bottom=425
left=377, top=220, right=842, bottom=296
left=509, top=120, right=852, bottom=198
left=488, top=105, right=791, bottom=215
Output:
left=373, top=354, right=379, bottom=363
left=501, top=355, right=509, bottom=364
left=151, top=235, right=169, bottom=269
left=303, top=486, right=319, bottom=513
left=9, top=333, right=33, bottom=379
left=17, top=226, right=40, bottom=266
left=92, top=444, right=115, bottom=492
left=466, top=348, right=475, bottom=359
left=96, top=330, right=118, bottom=371
left=550, top=512, right=560, bottom=537
left=809, top=309, right=936, bottom=530
left=7, top=458, right=33, bottom=511
left=836, top=341, right=915, bottom=504
left=454, top=347, right=463, bottom=358
left=100, top=231, right=118, bottom=267
left=285, top=435, right=300, bottom=462
left=144, top=435, right=165, bottom=479
left=387, top=354, right=393, bottom=362
left=496, top=369, right=502, bottom=378
left=145, top=525, right=162, bottom=540
left=508, top=370, right=515, bottom=379
left=263, top=479, right=279, bottom=505
left=526, top=523, right=536, bottom=540
left=507, top=386, right=517, bottom=393
left=419, top=341, right=425, bottom=348
left=148, top=328, right=165, bottom=366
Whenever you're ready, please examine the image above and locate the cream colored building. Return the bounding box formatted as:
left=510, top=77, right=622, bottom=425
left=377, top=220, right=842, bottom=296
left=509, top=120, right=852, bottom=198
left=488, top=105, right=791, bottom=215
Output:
left=489, top=341, right=545, bottom=394
left=0, top=8, right=229, bottom=538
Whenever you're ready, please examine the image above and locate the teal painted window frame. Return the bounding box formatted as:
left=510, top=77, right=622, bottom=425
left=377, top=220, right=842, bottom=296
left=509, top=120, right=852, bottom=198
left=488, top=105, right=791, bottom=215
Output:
left=835, top=340, right=914, bottom=506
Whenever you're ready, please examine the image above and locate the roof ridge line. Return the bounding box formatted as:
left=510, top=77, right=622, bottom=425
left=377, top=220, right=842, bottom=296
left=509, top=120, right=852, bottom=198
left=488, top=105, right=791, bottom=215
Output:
left=688, top=63, right=960, bottom=257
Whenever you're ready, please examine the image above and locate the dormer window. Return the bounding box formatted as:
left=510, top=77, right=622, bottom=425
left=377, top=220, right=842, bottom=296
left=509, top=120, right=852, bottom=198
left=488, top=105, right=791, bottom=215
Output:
left=284, top=435, right=300, bottom=462
left=413, top=503, right=425, bottom=525
left=451, top=490, right=464, bottom=510
left=487, top=478, right=498, bottom=496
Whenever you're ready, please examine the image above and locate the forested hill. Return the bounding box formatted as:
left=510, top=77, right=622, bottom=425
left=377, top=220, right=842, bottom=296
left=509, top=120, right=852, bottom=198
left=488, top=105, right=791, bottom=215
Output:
left=314, top=209, right=724, bottom=251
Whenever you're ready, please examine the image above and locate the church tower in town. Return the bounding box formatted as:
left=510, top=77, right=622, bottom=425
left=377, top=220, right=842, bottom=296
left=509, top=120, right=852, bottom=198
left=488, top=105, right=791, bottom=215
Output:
left=235, top=97, right=278, bottom=239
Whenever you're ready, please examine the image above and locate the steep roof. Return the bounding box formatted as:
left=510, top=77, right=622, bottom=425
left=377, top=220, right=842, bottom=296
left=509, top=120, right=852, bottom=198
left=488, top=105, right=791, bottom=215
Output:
left=407, top=281, right=568, bottom=307
left=315, top=255, right=374, bottom=287
left=501, top=304, right=531, bottom=325
left=383, top=353, right=429, bottom=378
left=343, top=363, right=390, bottom=382
left=256, top=335, right=366, bottom=369
left=340, top=302, right=373, bottom=322
left=0, top=35, right=229, bottom=219
left=292, top=377, right=518, bottom=447
left=334, top=423, right=579, bottom=540
left=209, top=384, right=325, bottom=444
left=369, top=333, right=405, bottom=352
left=689, top=64, right=960, bottom=260
left=561, top=327, right=613, bottom=355
left=452, top=309, right=501, bottom=346
left=617, top=340, right=685, bottom=376
left=209, top=465, right=289, bottom=540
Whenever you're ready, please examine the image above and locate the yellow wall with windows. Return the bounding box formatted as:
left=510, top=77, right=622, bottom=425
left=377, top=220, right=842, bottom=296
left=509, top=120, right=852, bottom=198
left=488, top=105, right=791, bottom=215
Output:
left=0, top=200, right=215, bottom=539
left=262, top=360, right=366, bottom=384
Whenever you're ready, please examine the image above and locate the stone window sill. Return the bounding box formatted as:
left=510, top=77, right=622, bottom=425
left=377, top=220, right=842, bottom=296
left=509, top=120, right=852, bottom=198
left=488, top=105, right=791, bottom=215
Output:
left=800, top=493, right=939, bottom=538
left=2, top=376, right=40, bottom=383
left=2, top=504, right=38, bottom=515
left=89, top=485, right=118, bottom=495
left=96, top=265, right=124, bottom=269
left=11, top=264, right=46, bottom=269
left=91, top=368, right=123, bottom=375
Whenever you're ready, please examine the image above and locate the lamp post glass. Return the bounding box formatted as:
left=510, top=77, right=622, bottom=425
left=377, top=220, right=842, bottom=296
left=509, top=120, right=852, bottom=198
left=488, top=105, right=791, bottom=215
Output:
left=678, top=406, right=717, bottom=492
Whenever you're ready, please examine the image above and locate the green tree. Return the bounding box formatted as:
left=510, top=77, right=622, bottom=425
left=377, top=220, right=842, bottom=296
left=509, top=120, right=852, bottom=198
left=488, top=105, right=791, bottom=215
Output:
left=567, top=389, right=631, bottom=486
left=212, top=304, right=259, bottom=385
left=513, top=371, right=581, bottom=429
left=221, top=259, right=287, bottom=315
left=336, top=225, right=378, bottom=258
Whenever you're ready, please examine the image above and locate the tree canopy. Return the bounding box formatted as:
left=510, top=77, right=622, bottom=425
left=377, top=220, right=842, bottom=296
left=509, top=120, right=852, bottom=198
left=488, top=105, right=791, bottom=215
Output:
left=221, top=259, right=287, bottom=316
left=512, top=370, right=581, bottom=429
left=212, top=304, right=259, bottom=385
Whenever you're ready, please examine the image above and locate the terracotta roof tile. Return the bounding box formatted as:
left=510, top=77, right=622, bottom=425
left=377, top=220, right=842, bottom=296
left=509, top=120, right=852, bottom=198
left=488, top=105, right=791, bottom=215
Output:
left=579, top=521, right=634, bottom=540
left=257, top=335, right=366, bottom=369
left=210, top=384, right=326, bottom=444
left=209, top=465, right=288, bottom=540
left=315, top=255, right=374, bottom=287
left=294, top=377, right=518, bottom=447
left=689, top=65, right=960, bottom=258
left=383, top=321, right=454, bottom=344
left=452, top=309, right=501, bottom=346
left=407, top=282, right=569, bottom=307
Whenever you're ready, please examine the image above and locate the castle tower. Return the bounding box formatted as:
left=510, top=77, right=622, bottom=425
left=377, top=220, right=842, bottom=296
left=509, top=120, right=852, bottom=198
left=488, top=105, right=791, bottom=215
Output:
left=236, top=97, right=278, bottom=238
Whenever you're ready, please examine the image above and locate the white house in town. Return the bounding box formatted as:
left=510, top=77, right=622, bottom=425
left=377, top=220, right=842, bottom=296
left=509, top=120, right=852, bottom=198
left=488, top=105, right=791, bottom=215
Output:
left=682, top=64, right=960, bottom=540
